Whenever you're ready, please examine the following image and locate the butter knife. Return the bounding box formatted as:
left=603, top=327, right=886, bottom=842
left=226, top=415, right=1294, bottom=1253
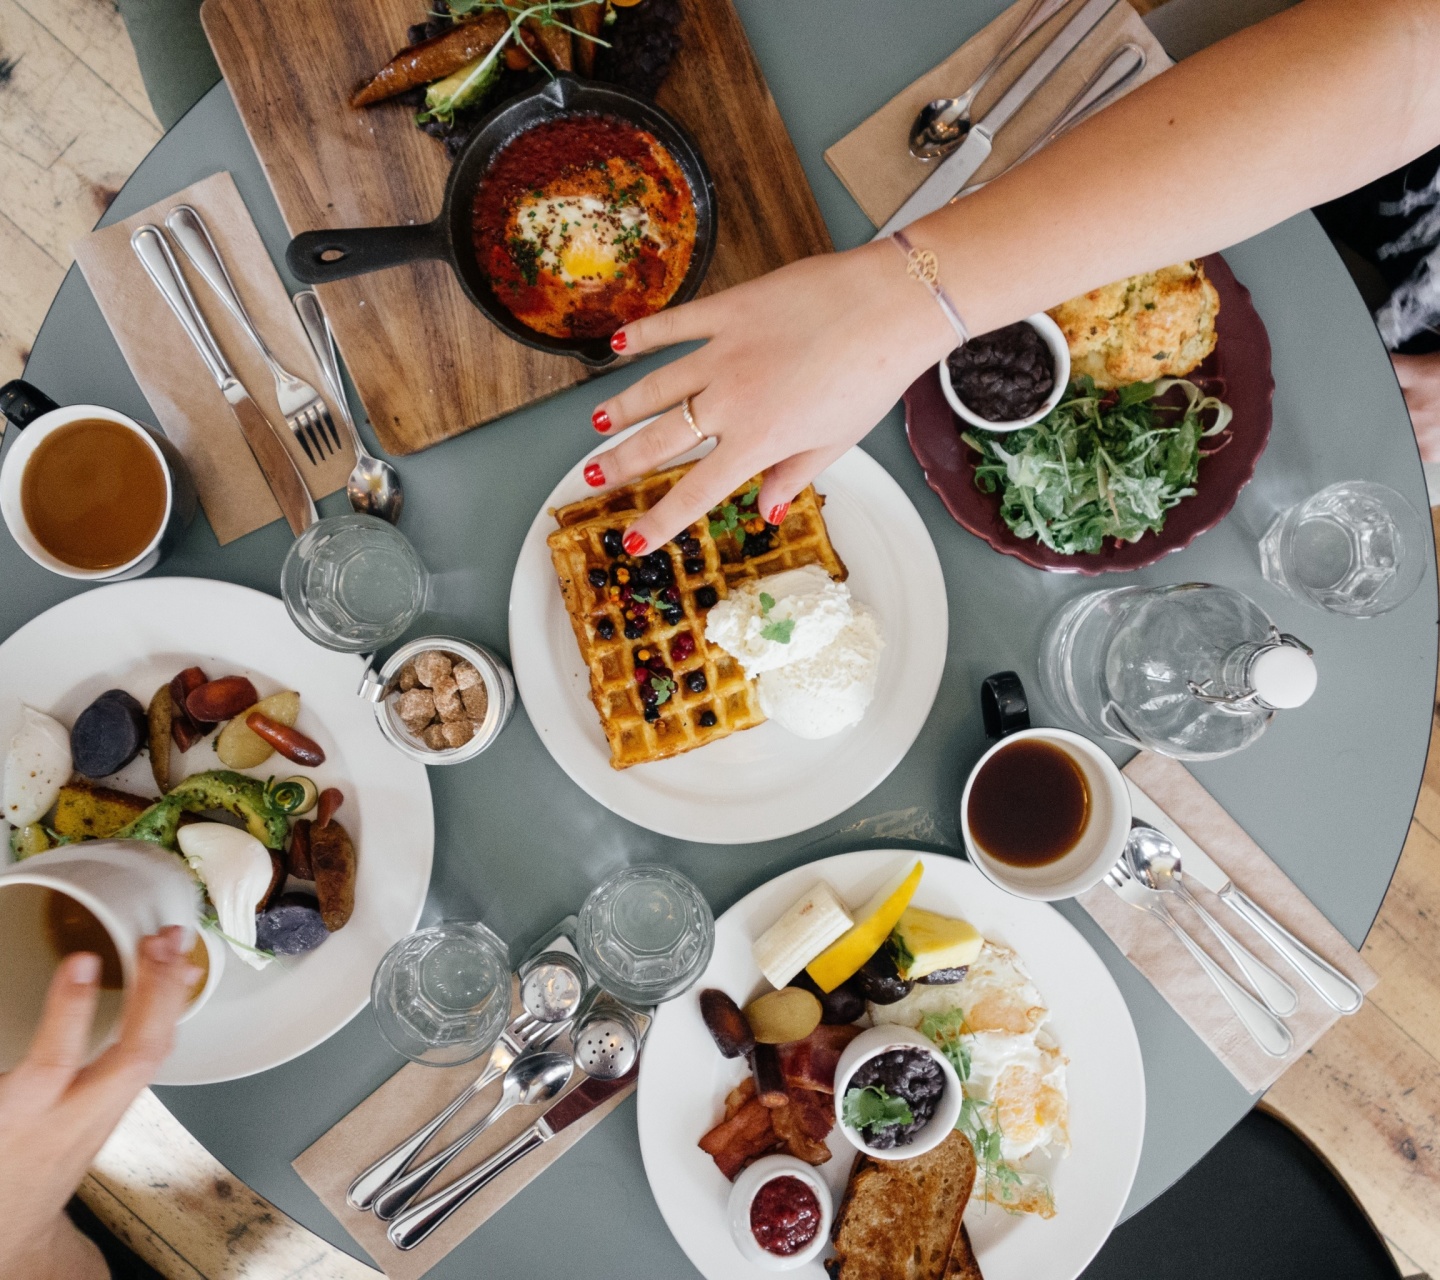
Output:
left=1125, top=779, right=1363, bottom=1014
left=876, top=0, right=1121, bottom=238
left=387, top=1066, right=638, bottom=1251
left=131, top=225, right=318, bottom=535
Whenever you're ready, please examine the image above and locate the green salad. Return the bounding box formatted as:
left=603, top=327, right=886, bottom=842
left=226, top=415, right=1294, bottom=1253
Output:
left=961, top=376, right=1233, bottom=556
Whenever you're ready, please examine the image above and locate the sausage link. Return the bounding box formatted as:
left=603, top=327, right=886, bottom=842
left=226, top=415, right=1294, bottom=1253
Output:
left=245, top=712, right=326, bottom=766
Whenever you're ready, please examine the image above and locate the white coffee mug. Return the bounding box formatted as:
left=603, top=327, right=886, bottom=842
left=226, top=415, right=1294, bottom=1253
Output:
left=0, top=380, right=196, bottom=581
left=960, top=727, right=1131, bottom=901
left=0, top=840, right=215, bottom=1070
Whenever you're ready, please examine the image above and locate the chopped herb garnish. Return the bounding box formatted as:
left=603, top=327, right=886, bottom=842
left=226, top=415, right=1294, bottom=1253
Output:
left=841, top=1084, right=914, bottom=1133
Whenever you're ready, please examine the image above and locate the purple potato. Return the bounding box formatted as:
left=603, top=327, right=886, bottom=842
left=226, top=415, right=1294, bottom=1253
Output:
left=255, top=893, right=329, bottom=956
left=71, top=690, right=147, bottom=778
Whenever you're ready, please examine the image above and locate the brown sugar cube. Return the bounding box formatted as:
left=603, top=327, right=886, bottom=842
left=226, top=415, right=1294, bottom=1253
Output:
left=452, top=660, right=481, bottom=690
left=421, top=724, right=449, bottom=751
left=396, top=688, right=436, bottom=732
left=432, top=674, right=464, bottom=721
left=414, top=650, right=454, bottom=688
left=440, top=719, right=476, bottom=748
left=397, top=662, right=420, bottom=692
left=460, top=683, right=489, bottom=720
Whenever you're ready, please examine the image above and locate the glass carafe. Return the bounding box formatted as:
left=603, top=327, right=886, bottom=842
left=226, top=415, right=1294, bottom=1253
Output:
left=1038, top=583, right=1317, bottom=761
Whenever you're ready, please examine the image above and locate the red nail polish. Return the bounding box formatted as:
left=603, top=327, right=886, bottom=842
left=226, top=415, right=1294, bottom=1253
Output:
left=767, top=503, right=790, bottom=527
left=584, top=462, right=605, bottom=488
left=622, top=530, right=646, bottom=555
left=592, top=408, right=612, bottom=433
left=610, top=330, right=627, bottom=353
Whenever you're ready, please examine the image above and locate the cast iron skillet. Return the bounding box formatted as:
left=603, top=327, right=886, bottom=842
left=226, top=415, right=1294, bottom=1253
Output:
left=286, top=74, right=717, bottom=367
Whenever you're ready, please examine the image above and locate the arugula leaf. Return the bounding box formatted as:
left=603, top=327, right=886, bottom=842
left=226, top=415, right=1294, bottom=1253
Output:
left=960, top=376, right=1232, bottom=556
left=760, top=617, right=795, bottom=644
left=841, top=1085, right=914, bottom=1133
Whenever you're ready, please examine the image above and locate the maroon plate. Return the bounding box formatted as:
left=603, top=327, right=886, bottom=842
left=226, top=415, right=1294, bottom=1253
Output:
left=904, top=254, right=1274, bottom=574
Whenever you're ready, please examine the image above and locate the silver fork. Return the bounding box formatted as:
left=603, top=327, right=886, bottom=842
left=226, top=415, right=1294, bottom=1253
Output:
left=164, top=205, right=342, bottom=465
left=346, top=1010, right=570, bottom=1211
left=1105, top=857, right=1293, bottom=1058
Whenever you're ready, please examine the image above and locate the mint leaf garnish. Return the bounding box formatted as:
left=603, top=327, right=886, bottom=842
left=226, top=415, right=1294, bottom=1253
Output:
left=650, top=675, right=676, bottom=706
left=760, top=617, right=795, bottom=644
left=759, top=592, right=775, bottom=615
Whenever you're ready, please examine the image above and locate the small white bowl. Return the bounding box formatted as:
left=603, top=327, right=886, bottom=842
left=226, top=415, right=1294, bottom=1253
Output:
left=959, top=727, right=1131, bottom=902
left=939, top=312, right=1070, bottom=433
left=727, top=1153, right=833, bottom=1270
left=833, top=1024, right=963, bottom=1162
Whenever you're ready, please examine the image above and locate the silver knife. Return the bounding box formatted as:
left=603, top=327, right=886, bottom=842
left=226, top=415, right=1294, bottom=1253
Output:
left=876, top=0, right=1122, bottom=238
left=131, top=225, right=318, bottom=536
left=1125, top=779, right=1363, bottom=1014
left=387, top=1066, right=638, bottom=1251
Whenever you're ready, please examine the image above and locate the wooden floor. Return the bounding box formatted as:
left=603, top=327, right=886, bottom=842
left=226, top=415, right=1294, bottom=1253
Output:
left=2, top=1, right=1439, bottom=1277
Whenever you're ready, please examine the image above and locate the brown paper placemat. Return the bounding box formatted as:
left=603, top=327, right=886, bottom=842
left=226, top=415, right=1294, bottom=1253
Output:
left=1077, top=752, right=1377, bottom=1093
left=73, top=171, right=353, bottom=545
left=825, top=0, right=1170, bottom=229
left=293, top=981, right=634, bottom=1280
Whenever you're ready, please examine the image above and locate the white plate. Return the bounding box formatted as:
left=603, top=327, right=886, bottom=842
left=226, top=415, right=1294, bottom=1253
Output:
left=0, top=579, right=433, bottom=1085
left=508, top=430, right=948, bottom=842
left=637, top=850, right=1145, bottom=1280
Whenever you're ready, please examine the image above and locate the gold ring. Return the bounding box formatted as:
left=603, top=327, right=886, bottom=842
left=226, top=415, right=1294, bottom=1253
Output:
left=681, top=396, right=706, bottom=443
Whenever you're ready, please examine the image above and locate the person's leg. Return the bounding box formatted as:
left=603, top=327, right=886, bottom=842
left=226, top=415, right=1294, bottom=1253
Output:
left=114, top=0, right=220, bottom=130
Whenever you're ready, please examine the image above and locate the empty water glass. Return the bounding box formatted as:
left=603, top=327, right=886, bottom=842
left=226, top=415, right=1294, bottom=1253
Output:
left=281, top=512, right=429, bottom=651
left=371, top=922, right=511, bottom=1066
left=576, top=865, right=714, bottom=1007
left=1259, top=480, right=1427, bottom=618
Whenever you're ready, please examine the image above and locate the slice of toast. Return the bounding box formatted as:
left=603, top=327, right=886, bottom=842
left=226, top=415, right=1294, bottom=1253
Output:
left=827, top=1130, right=979, bottom=1280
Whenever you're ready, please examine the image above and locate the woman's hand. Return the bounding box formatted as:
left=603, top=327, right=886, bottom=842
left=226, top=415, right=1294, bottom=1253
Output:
left=0, top=928, right=200, bottom=1280
left=587, top=241, right=955, bottom=553
left=1393, top=351, right=1440, bottom=463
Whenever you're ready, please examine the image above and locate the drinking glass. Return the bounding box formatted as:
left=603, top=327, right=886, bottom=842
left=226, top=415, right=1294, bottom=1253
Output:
left=281, top=512, right=428, bottom=651
left=576, top=865, right=714, bottom=1006
left=371, top=922, right=510, bottom=1066
left=1259, top=480, right=1426, bottom=618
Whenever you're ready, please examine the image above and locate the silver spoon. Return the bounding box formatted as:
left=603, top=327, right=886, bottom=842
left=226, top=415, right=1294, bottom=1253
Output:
left=292, top=290, right=405, bottom=524
left=910, top=0, right=1072, bottom=158
left=1127, top=823, right=1299, bottom=1017
left=372, top=1050, right=573, bottom=1220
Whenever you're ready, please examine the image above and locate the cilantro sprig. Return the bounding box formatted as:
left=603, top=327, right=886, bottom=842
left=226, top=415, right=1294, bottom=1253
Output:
left=841, top=1084, right=914, bottom=1134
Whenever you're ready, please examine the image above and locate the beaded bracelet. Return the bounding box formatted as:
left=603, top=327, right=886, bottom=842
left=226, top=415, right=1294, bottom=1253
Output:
left=890, top=229, right=970, bottom=347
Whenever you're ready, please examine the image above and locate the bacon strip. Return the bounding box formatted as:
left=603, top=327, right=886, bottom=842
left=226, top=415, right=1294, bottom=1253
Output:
left=777, top=1023, right=863, bottom=1094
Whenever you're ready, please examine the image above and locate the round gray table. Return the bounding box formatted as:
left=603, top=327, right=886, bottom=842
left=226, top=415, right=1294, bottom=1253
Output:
left=9, top=3, right=1436, bottom=1275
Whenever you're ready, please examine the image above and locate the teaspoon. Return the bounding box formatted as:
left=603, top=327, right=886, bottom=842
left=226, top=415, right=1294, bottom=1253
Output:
left=910, top=0, right=1072, bottom=158
left=292, top=289, right=406, bottom=525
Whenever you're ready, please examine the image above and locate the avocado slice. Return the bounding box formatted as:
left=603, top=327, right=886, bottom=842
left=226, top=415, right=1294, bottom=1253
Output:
left=114, top=770, right=289, bottom=851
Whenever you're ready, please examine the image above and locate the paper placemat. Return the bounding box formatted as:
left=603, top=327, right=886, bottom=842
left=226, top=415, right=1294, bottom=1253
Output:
left=73, top=171, right=353, bottom=545
left=1077, top=752, right=1377, bottom=1093
left=825, top=0, right=1170, bottom=229
left=292, top=978, right=634, bottom=1280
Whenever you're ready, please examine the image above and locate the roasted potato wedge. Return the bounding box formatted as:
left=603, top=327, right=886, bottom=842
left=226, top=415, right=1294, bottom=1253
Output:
left=215, top=691, right=301, bottom=769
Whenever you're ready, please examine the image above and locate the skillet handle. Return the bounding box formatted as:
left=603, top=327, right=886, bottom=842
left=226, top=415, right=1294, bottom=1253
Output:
left=285, top=221, right=450, bottom=283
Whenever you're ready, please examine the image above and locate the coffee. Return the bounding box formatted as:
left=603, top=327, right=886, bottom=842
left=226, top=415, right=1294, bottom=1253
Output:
left=966, top=738, right=1091, bottom=868
left=44, top=889, right=124, bottom=989
left=20, top=419, right=166, bottom=570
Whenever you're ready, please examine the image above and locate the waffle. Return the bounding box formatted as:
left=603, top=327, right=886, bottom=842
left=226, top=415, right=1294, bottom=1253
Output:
left=553, top=464, right=847, bottom=588
left=547, top=509, right=765, bottom=769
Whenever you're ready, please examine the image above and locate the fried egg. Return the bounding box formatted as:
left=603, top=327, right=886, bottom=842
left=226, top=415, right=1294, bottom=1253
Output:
left=871, top=940, right=1070, bottom=1201
left=512, top=195, right=653, bottom=286
left=4, top=704, right=72, bottom=828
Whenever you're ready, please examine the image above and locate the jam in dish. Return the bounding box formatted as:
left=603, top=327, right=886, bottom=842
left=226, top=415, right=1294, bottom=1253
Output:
left=749, top=1175, right=822, bottom=1256
left=946, top=320, right=1055, bottom=422
left=472, top=114, right=697, bottom=339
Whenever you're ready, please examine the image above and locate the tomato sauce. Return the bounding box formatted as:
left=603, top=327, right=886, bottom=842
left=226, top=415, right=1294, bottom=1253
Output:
left=472, top=114, right=697, bottom=339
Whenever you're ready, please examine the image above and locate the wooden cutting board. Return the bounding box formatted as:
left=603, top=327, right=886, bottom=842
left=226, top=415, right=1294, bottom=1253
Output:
left=201, top=0, right=832, bottom=455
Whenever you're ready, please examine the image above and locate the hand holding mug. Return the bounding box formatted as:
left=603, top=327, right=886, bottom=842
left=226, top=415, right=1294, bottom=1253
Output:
left=0, top=928, right=200, bottom=1280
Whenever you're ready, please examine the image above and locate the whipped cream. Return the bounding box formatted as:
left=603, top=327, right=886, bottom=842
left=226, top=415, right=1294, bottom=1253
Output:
left=703, top=565, right=852, bottom=677
left=758, top=605, right=885, bottom=739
